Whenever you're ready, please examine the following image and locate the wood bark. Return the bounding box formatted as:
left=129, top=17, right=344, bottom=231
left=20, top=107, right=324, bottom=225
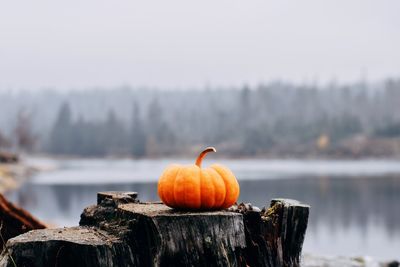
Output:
left=0, top=191, right=309, bottom=267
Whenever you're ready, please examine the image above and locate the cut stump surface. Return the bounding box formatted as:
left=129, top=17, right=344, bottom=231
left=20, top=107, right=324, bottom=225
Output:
left=1, top=192, right=309, bottom=267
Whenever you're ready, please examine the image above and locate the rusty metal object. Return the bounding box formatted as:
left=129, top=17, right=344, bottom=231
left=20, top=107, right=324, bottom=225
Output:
left=0, top=194, right=46, bottom=250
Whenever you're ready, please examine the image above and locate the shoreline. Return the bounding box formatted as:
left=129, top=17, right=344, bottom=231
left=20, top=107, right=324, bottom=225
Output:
left=303, top=254, right=399, bottom=267
left=0, top=163, right=38, bottom=194
left=24, top=152, right=400, bottom=161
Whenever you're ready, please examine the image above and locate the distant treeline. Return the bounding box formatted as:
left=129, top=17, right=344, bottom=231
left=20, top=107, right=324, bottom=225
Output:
left=0, top=79, right=400, bottom=157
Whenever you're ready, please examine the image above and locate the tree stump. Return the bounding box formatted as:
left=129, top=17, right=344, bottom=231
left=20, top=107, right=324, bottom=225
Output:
left=0, top=192, right=309, bottom=267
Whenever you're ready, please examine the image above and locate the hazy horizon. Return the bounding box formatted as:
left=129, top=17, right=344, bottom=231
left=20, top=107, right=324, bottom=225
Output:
left=1, top=0, right=399, bottom=91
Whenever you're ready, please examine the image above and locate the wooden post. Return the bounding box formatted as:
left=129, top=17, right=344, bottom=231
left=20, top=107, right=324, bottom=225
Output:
left=229, top=199, right=309, bottom=267
left=263, top=199, right=310, bottom=267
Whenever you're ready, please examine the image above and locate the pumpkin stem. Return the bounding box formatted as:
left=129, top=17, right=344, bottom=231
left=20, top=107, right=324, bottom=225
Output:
left=195, top=147, right=216, bottom=167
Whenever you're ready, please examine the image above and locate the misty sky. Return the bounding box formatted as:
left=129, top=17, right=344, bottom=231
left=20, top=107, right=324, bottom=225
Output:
left=0, top=0, right=399, bottom=90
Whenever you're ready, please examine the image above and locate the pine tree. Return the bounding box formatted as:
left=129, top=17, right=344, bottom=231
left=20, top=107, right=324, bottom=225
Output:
left=49, top=102, right=72, bottom=154
left=130, top=101, right=146, bottom=157
left=14, top=109, right=36, bottom=153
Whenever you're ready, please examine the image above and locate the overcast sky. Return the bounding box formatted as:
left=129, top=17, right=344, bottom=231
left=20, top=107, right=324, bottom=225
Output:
left=0, top=0, right=399, bottom=90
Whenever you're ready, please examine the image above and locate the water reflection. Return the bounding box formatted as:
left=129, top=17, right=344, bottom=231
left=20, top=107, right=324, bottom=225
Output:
left=6, top=175, right=400, bottom=259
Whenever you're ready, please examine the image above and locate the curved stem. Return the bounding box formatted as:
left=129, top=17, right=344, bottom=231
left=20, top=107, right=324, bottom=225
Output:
left=195, top=147, right=216, bottom=167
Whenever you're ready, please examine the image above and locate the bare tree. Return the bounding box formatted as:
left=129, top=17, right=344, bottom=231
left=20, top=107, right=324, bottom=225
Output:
left=14, top=109, right=36, bottom=153
left=0, top=130, right=11, bottom=150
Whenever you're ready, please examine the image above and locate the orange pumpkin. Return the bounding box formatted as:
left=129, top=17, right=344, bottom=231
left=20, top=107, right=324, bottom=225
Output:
left=157, top=147, right=240, bottom=210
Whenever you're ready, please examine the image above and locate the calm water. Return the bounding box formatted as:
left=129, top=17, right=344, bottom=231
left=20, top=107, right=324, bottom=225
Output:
left=6, top=158, right=400, bottom=260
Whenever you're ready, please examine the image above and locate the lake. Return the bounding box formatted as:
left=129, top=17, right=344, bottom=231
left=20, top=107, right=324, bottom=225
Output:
left=6, top=157, right=400, bottom=261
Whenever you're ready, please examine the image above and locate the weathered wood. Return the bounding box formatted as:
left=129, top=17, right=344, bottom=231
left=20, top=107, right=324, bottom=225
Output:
left=228, top=199, right=309, bottom=267
left=97, top=191, right=138, bottom=205
left=0, top=194, right=46, bottom=249
left=81, top=202, right=246, bottom=267
left=0, top=227, right=135, bottom=267
left=0, top=192, right=309, bottom=267
left=263, top=199, right=309, bottom=267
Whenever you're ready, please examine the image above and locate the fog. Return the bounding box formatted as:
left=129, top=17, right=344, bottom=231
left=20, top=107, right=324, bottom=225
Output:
left=1, top=1, right=400, bottom=262
left=1, top=80, right=400, bottom=158
left=1, top=0, right=399, bottom=90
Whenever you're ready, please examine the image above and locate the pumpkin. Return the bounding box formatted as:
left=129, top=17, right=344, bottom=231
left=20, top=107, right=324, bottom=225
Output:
left=157, top=147, right=240, bottom=210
